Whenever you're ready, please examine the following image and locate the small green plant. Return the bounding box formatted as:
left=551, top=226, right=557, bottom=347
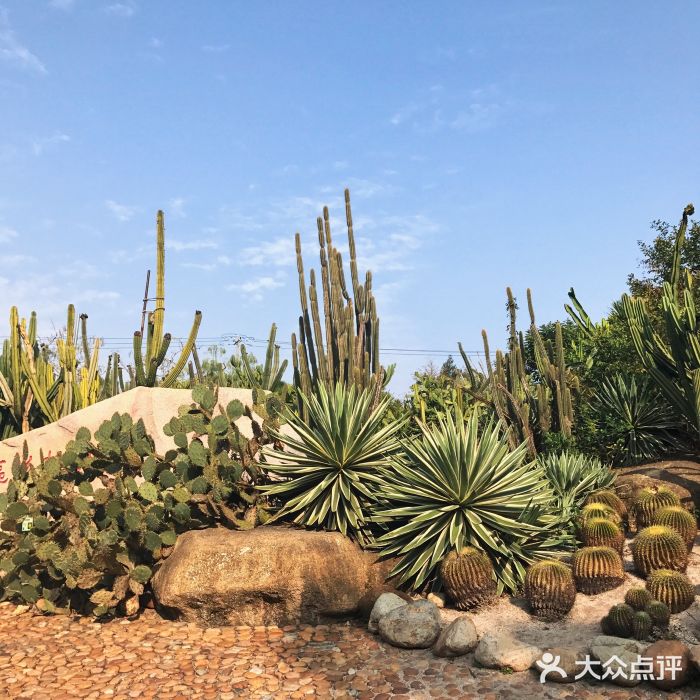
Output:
left=261, top=383, right=403, bottom=545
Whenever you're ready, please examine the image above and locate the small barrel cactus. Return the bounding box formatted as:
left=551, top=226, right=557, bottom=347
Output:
left=607, top=603, right=635, bottom=636
left=632, top=611, right=653, bottom=641
left=624, top=587, right=653, bottom=610
left=585, top=489, right=628, bottom=522
left=633, top=487, right=681, bottom=529
left=645, top=600, right=671, bottom=627
left=652, top=505, right=698, bottom=552
left=646, top=569, right=695, bottom=613
left=581, top=517, right=624, bottom=553
left=571, top=546, right=625, bottom=594
left=524, top=560, right=576, bottom=621
left=439, top=546, right=497, bottom=610
left=631, top=525, right=688, bottom=576
left=579, top=503, right=622, bottom=527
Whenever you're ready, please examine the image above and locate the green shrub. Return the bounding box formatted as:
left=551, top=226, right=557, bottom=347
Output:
left=0, top=386, right=278, bottom=617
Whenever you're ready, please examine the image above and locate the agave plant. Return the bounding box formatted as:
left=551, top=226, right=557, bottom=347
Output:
left=373, top=411, right=571, bottom=594
left=261, top=383, right=403, bottom=544
left=539, top=451, right=615, bottom=530
left=593, top=373, right=681, bottom=465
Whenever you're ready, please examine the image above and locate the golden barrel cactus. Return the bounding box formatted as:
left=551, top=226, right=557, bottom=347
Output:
left=578, top=503, right=622, bottom=527
left=624, top=587, right=653, bottom=610
left=651, top=505, right=697, bottom=552
left=585, top=489, right=628, bottom=522
left=581, top=517, right=624, bottom=554
left=439, top=546, right=497, bottom=610
left=631, top=611, right=652, bottom=641
left=524, top=560, right=576, bottom=621
left=631, top=525, right=688, bottom=576
left=632, top=487, right=681, bottom=529
left=571, top=546, right=625, bottom=594
left=645, top=569, right=695, bottom=613
left=645, top=600, right=671, bottom=627
left=607, top=603, right=635, bottom=636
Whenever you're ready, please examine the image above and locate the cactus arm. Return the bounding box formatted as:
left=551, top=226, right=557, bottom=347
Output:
left=161, top=311, right=202, bottom=387
left=80, top=313, right=91, bottom=367
left=146, top=333, right=171, bottom=386
left=133, top=332, right=147, bottom=386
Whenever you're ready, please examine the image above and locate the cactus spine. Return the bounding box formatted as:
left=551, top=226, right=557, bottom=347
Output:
left=292, top=190, right=392, bottom=415
left=524, top=560, right=576, bottom=621
left=571, top=546, right=625, bottom=594
left=652, top=505, right=697, bottom=552
left=439, top=547, right=497, bottom=609
left=646, top=569, right=695, bottom=613
left=132, top=211, right=202, bottom=388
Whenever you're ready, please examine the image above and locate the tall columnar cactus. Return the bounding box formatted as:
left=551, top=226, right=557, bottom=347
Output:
left=291, top=190, right=393, bottom=416
left=645, top=569, right=695, bottom=613
left=239, top=324, right=288, bottom=392
left=652, top=505, right=698, bottom=551
left=620, top=204, right=700, bottom=441
left=631, top=525, right=688, bottom=576
left=460, top=288, right=575, bottom=458
left=439, top=547, right=497, bottom=609
left=132, top=211, right=202, bottom=388
left=524, top=560, right=576, bottom=621
left=571, top=546, right=625, bottom=594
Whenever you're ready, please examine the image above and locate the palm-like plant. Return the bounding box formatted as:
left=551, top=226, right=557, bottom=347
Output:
left=373, top=411, right=570, bottom=594
left=593, top=373, right=681, bottom=464
left=260, top=383, right=403, bottom=544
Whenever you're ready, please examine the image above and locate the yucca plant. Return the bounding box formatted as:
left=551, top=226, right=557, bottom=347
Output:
left=373, top=411, right=571, bottom=593
left=261, top=383, right=403, bottom=544
left=593, top=373, right=681, bottom=465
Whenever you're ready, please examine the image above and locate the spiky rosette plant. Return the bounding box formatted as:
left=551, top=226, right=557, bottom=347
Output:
left=652, top=505, right=697, bottom=552
left=607, top=603, right=635, bottom=636
left=631, top=525, right=688, bottom=576
left=585, top=490, right=628, bottom=524
left=524, top=560, right=576, bottom=621
left=571, top=546, right=625, bottom=594
left=581, top=517, right=624, bottom=554
left=645, top=600, right=671, bottom=627
left=625, top=587, right=653, bottom=610
left=374, top=412, right=571, bottom=594
left=632, top=611, right=653, bottom=640
left=261, top=383, right=403, bottom=545
left=646, top=569, right=695, bottom=613
left=632, top=487, right=681, bottom=529
left=439, top=546, right=496, bottom=609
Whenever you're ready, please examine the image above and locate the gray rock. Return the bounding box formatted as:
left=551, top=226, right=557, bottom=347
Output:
left=474, top=632, right=541, bottom=672
left=689, top=644, right=700, bottom=672
left=432, top=616, right=478, bottom=657
left=368, top=593, right=408, bottom=633
left=377, top=599, right=441, bottom=649
left=588, top=635, right=646, bottom=687
left=532, top=646, right=588, bottom=684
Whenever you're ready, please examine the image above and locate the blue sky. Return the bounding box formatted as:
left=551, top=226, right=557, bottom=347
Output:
left=1, top=2, right=699, bottom=395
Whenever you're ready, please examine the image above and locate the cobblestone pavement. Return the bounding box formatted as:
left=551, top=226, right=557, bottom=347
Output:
left=0, top=604, right=697, bottom=699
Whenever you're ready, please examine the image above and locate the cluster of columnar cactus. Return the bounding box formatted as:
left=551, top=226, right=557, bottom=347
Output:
left=524, top=559, right=577, bottom=620
left=439, top=546, right=497, bottom=609
left=0, top=387, right=281, bottom=617
left=291, top=189, right=393, bottom=418
left=571, top=546, right=625, bottom=594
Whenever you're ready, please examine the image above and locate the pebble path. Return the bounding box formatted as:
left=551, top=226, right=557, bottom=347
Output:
left=0, top=604, right=697, bottom=699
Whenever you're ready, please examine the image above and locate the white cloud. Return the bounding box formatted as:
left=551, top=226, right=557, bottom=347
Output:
left=226, top=272, right=286, bottom=302
left=105, top=200, right=139, bottom=222
left=168, top=238, right=217, bottom=252
left=201, top=43, right=230, bottom=53
left=0, top=254, right=35, bottom=265
left=0, top=225, right=18, bottom=242
left=150, top=37, right=163, bottom=49
left=0, top=8, right=48, bottom=74
left=105, top=2, right=136, bottom=18
left=238, top=237, right=295, bottom=267
left=32, top=131, right=70, bottom=156
left=168, top=197, right=186, bottom=218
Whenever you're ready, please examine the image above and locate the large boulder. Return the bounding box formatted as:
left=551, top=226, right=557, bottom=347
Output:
left=358, top=586, right=412, bottom=622
left=0, top=387, right=264, bottom=492
left=645, top=640, right=693, bottom=690
left=377, top=599, right=441, bottom=649
left=151, top=527, right=394, bottom=626
left=368, top=592, right=409, bottom=633
left=474, top=632, right=541, bottom=672
left=615, top=472, right=695, bottom=517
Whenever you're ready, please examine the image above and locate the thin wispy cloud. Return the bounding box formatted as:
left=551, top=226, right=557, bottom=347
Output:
left=32, top=131, right=70, bottom=156
left=168, top=197, right=186, bottom=218
left=201, top=44, right=230, bottom=53
left=105, top=200, right=139, bottom=222
left=149, top=37, right=163, bottom=49
left=226, top=272, right=286, bottom=302
left=238, top=237, right=294, bottom=267
left=0, top=8, right=48, bottom=74
left=168, top=238, right=217, bottom=252
left=0, top=225, right=18, bottom=242
left=104, top=2, right=136, bottom=18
